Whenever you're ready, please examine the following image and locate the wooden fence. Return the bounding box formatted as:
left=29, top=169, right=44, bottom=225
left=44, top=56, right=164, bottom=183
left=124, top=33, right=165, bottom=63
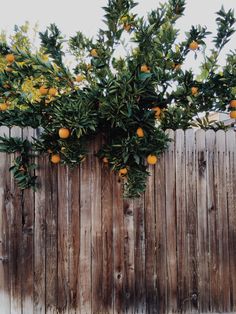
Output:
left=0, top=127, right=235, bottom=314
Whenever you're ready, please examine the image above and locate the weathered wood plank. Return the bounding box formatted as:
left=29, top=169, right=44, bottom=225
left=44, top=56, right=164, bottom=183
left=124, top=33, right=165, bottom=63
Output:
left=113, top=173, right=125, bottom=313
left=68, top=166, right=80, bottom=313
left=101, top=161, right=113, bottom=314
left=185, top=129, right=198, bottom=313
left=123, top=198, right=135, bottom=314
left=206, top=130, right=219, bottom=313
left=9, top=126, right=23, bottom=314
left=226, top=130, right=236, bottom=312
left=155, top=145, right=167, bottom=314
left=57, top=165, right=69, bottom=313
left=34, top=153, right=46, bottom=314
left=145, top=164, right=157, bottom=313
left=175, top=129, right=189, bottom=313
left=216, top=130, right=230, bottom=312
left=165, top=129, right=177, bottom=314
left=79, top=150, right=92, bottom=313
left=45, top=158, right=58, bottom=314
left=91, top=137, right=103, bottom=314
left=196, top=129, right=209, bottom=313
left=133, top=195, right=146, bottom=314
left=21, top=127, right=35, bottom=314
left=0, top=126, right=11, bottom=314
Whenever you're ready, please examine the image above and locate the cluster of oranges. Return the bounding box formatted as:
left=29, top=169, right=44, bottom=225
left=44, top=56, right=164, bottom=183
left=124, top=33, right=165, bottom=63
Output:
left=50, top=128, right=70, bottom=164
left=39, top=85, right=58, bottom=97
left=229, top=100, right=236, bottom=119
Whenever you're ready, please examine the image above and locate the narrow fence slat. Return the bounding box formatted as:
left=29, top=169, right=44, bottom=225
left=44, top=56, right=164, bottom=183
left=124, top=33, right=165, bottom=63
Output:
left=9, top=126, right=23, bottom=314
left=45, top=161, right=58, bottom=313
left=91, top=137, right=103, bottom=314
left=101, top=163, right=113, bottom=314
left=79, top=149, right=92, bottom=313
left=165, top=129, right=177, bottom=314
left=0, top=127, right=11, bottom=313
left=57, top=165, right=69, bottom=313
left=133, top=196, right=146, bottom=314
left=68, top=167, right=80, bottom=312
left=226, top=130, right=236, bottom=312
left=216, top=130, right=230, bottom=312
left=123, top=197, right=135, bottom=314
left=185, top=129, right=198, bottom=313
left=175, top=129, right=189, bottom=313
left=21, top=127, right=35, bottom=314
left=196, top=129, right=209, bottom=313
left=155, top=147, right=167, bottom=314
left=34, top=155, right=46, bottom=314
left=145, top=165, right=157, bottom=313
left=113, top=174, right=125, bottom=313
left=206, top=130, right=219, bottom=313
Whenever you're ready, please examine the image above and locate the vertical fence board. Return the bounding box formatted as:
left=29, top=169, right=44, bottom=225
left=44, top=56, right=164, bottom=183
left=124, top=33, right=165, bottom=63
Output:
left=185, top=129, right=198, bottom=313
left=165, top=129, right=177, bottom=314
left=0, top=126, right=11, bottom=313
left=226, top=130, right=236, bottom=312
left=113, top=174, right=124, bottom=313
left=80, top=151, right=92, bottom=313
left=21, top=127, right=34, bottom=314
left=206, top=130, right=219, bottom=313
left=196, top=129, right=209, bottom=313
left=34, top=154, right=46, bottom=314
left=216, top=130, right=230, bottom=312
left=133, top=195, right=146, bottom=314
left=91, top=138, right=103, bottom=314
left=175, top=129, right=189, bottom=313
left=57, top=165, right=69, bottom=313
left=68, top=166, right=80, bottom=313
left=101, top=163, right=113, bottom=314
left=9, top=127, right=23, bottom=314
left=145, top=165, right=157, bottom=313
left=45, top=160, right=58, bottom=314
left=155, top=148, right=167, bottom=314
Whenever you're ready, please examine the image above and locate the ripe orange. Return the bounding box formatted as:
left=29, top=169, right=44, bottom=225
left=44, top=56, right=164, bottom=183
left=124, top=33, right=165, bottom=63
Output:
left=39, top=86, right=48, bottom=95
left=189, top=41, right=199, bottom=51
left=48, top=87, right=58, bottom=96
left=124, top=23, right=131, bottom=32
left=5, top=54, right=15, bottom=63
left=0, top=103, right=8, bottom=111
left=152, top=106, right=161, bottom=117
left=191, top=87, right=198, bottom=96
left=230, top=111, right=236, bottom=119
left=119, top=167, right=128, bottom=176
left=140, top=64, right=150, bottom=73
left=90, top=49, right=98, bottom=57
left=147, top=154, right=158, bottom=165
left=103, top=157, right=109, bottom=163
left=230, top=100, right=236, bottom=108
left=76, top=75, right=84, bottom=82
left=51, top=154, right=61, bottom=164
left=59, top=128, right=70, bottom=139
left=136, top=127, right=144, bottom=138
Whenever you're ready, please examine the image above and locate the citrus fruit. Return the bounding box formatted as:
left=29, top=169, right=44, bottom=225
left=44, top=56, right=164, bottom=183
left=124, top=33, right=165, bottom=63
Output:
left=230, top=111, right=236, bottom=119
left=59, top=128, right=70, bottom=139
left=90, top=49, right=98, bottom=57
left=76, top=75, right=84, bottom=82
left=189, top=41, right=199, bottom=50
left=0, top=103, right=8, bottom=111
left=48, top=87, right=58, bottom=97
left=5, top=54, right=15, bottom=63
left=152, top=106, right=161, bottom=117
left=140, top=64, right=150, bottom=73
left=136, top=127, right=144, bottom=138
left=119, top=168, right=128, bottom=176
left=191, top=87, right=198, bottom=96
left=147, top=154, right=158, bottom=165
left=51, top=154, right=61, bottom=164
left=230, top=100, right=236, bottom=108
left=39, top=86, right=48, bottom=95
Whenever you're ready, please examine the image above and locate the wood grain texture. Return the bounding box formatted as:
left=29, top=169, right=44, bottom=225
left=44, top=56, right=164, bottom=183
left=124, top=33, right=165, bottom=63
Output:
left=0, top=128, right=235, bottom=313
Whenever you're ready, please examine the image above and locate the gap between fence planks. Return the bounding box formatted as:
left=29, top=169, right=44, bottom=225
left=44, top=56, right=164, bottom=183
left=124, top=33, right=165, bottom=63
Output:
left=0, top=127, right=235, bottom=314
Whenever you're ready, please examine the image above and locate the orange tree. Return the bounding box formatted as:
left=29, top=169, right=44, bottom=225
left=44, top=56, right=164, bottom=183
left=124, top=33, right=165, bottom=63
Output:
left=0, top=0, right=235, bottom=197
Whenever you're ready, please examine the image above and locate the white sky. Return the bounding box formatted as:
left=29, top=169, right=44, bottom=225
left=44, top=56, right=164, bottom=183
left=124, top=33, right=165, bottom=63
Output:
left=0, top=0, right=235, bottom=70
